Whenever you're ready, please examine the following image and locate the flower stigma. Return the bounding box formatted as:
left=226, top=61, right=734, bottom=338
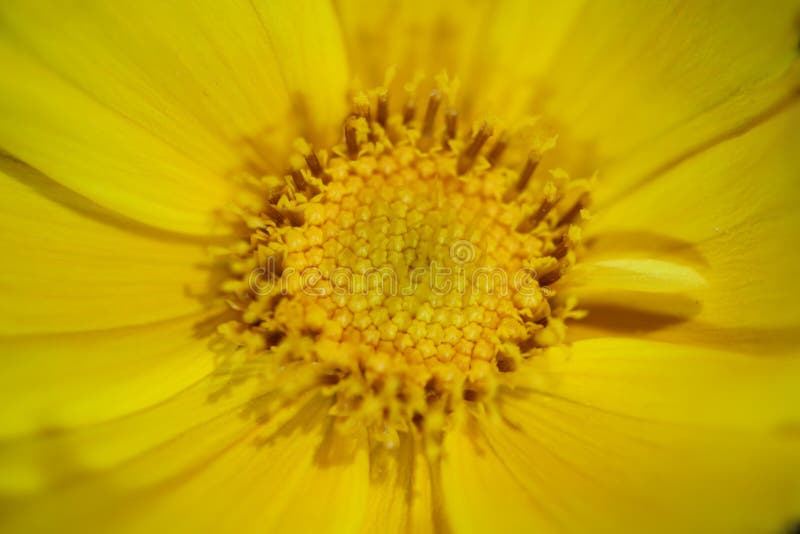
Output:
left=216, top=73, right=593, bottom=452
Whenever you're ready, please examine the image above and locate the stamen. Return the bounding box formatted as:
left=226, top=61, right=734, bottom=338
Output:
left=282, top=176, right=297, bottom=201
left=463, top=389, right=480, bottom=402
left=262, top=204, right=284, bottom=225
left=376, top=91, right=389, bottom=127
left=457, top=122, right=493, bottom=174
left=290, top=169, right=320, bottom=197
left=557, top=192, right=590, bottom=228
left=487, top=135, right=508, bottom=167
left=403, top=97, right=416, bottom=125
left=538, top=265, right=565, bottom=287
left=354, top=93, right=371, bottom=121
left=495, top=352, right=517, bottom=372
left=421, top=90, right=441, bottom=138
left=550, top=231, right=570, bottom=259
left=266, top=185, right=283, bottom=204
left=517, top=196, right=557, bottom=232
left=304, top=149, right=323, bottom=177
left=285, top=208, right=305, bottom=227
left=443, top=108, right=458, bottom=147
left=290, top=169, right=308, bottom=192
left=345, top=117, right=360, bottom=160
left=503, top=150, right=540, bottom=202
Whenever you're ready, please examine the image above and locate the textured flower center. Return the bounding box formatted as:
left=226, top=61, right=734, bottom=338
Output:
left=218, top=76, right=591, bottom=447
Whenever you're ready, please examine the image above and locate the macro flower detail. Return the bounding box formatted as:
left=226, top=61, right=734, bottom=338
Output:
left=1, top=1, right=799, bottom=533
left=216, top=79, right=590, bottom=450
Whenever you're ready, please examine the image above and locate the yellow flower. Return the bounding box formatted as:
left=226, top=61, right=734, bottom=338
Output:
left=1, top=1, right=799, bottom=532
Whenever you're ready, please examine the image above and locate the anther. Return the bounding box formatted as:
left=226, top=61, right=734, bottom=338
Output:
left=266, top=186, right=283, bottom=205
left=345, top=117, right=360, bottom=160
left=495, top=352, right=517, bottom=373
left=354, top=97, right=371, bottom=122
left=550, top=232, right=570, bottom=259
left=503, top=150, right=541, bottom=202
left=290, top=169, right=320, bottom=197
left=286, top=208, right=305, bottom=227
left=403, top=97, right=416, bottom=125
left=319, top=373, right=341, bottom=386
left=557, top=193, right=590, bottom=228
left=282, top=176, right=297, bottom=201
left=462, top=389, right=480, bottom=402
left=457, top=122, right=493, bottom=174
left=262, top=204, right=285, bottom=225
left=516, top=196, right=557, bottom=232
left=421, top=90, right=441, bottom=138
left=376, top=92, right=389, bottom=127
left=537, top=263, right=565, bottom=287
left=290, top=169, right=308, bottom=192
left=487, top=135, right=508, bottom=167
left=304, top=150, right=323, bottom=178
left=443, top=108, right=458, bottom=148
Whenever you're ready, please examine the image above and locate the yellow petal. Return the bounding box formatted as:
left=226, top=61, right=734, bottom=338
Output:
left=458, top=0, right=586, bottom=118
left=0, top=357, right=319, bottom=495
left=543, top=0, right=799, bottom=197
left=0, top=314, right=219, bottom=441
left=334, top=0, right=492, bottom=88
left=442, top=338, right=800, bottom=531
left=532, top=338, right=800, bottom=431
left=440, top=414, right=553, bottom=533
left=0, top=42, right=230, bottom=235
left=586, top=98, right=800, bottom=351
left=0, top=360, right=242, bottom=494
left=251, top=0, right=350, bottom=144
left=0, top=0, right=350, bottom=233
left=334, top=0, right=584, bottom=116
left=0, top=159, right=212, bottom=334
left=336, top=0, right=797, bottom=189
left=360, top=435, right=437, bottom=534
left=571, top=258, right=706, bottom=293
left=597, top=65, right=800, bottom=207
left=2, top=397, right=370, bottom=533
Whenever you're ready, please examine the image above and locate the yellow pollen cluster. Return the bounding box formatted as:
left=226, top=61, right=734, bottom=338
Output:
left=217, top=79, right=592, bottom=447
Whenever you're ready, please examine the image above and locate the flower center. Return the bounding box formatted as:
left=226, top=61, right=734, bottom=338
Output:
left=218, top=76, right=591, bottom=448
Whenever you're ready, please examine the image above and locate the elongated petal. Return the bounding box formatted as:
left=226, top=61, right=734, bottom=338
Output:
left=336, top=0, right=798, bottom=193
left=360, top=436, right=437, bottom=534
left=585, top=97, right=800, bottom=351
left=0, top=314, right=219, bottom=441
left=570, top=258, right=706, bottom=293
left=532, top=338, right=800, bottom=431
left=334, top=0, right=493, bottom=87
left=250, top=0, right=350, bottom=143
left=1, top=396, right=370, bottom=533
left=0, top=363, right=247, bottom=494
left=0, top=41, right=231, bottom=235
left=543, top=0, right=799, bottom=195
left=440, top=414, right=554, bottom=533
left=442, top=338, right=800, bottom=532
left=335, top=0, right=584, bottom=116
left=0, top=0, right=350, bottom=234
left=0, top=159, right=213, bottom=335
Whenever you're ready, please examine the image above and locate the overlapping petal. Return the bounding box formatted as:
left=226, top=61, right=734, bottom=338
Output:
left=336, top=0, right=799, bottom=202
left=442, top=338, right=800, bottom=532
left=0, top=158, right=214, bottom=335
left=1, top=396, right=370, bottom=533
left=583, top=96, right=800, bottom=352
left=0, top=0, right=349, bottom=234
